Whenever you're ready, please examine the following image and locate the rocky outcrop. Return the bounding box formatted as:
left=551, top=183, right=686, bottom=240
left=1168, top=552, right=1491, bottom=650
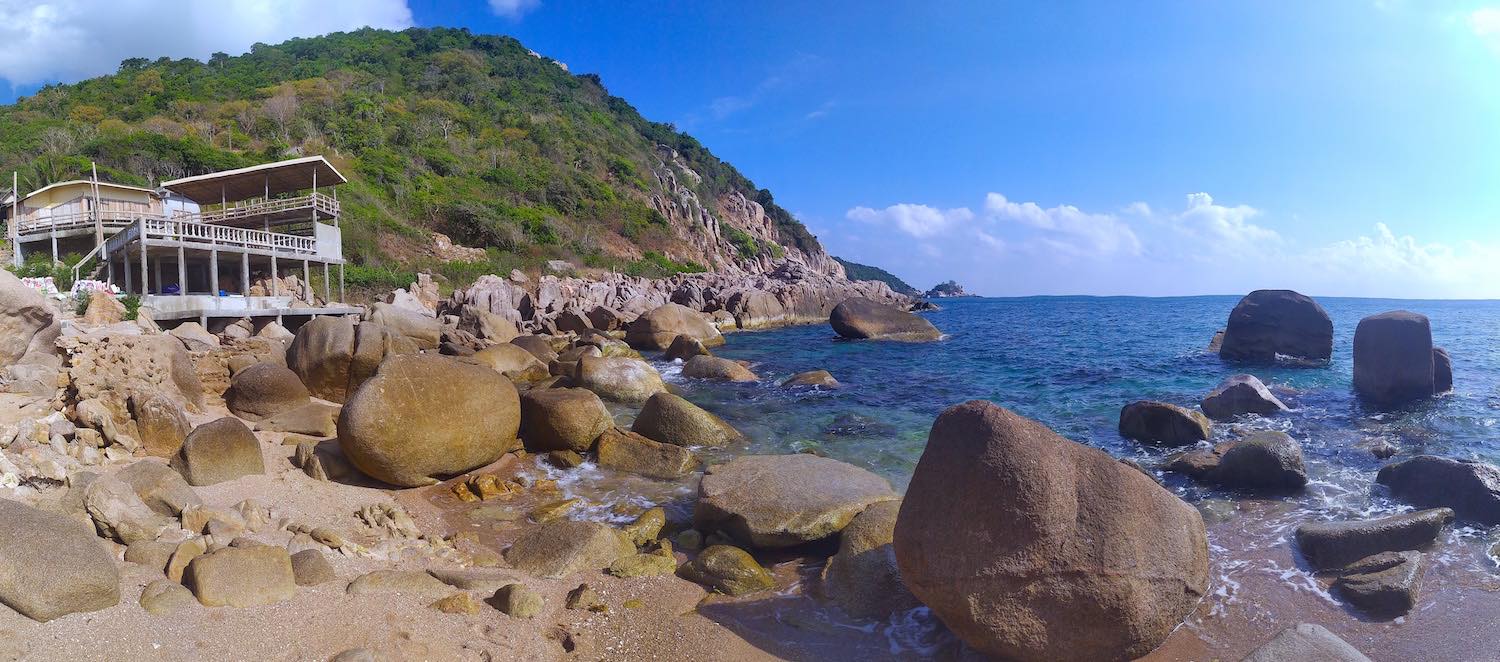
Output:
left=625, top=303, right=723, bottom=350
left=694, top=454, right=897, bottom=549
left=1376, top=456, right=1500, bottom=524
left=829, top=297, right=941, bottom=341
left=1118, top=400, right=1211, bottom=445
left=1353, top=311, right=1437, bottom=407
left=338, top=354, right=520, bottom=487
left=1433, top=347, right=1453, bottom=393
left=894, top=401, right=1209, bottom=662
left=1294, top=508, right=1453, bottom=570
left=0, top=269, right=60, bottom=369
left=1218, top=289, right=1333, bottom=363
left=1200, top=374, right=1287, bottom=420
left=0, top=498, right=120, bottom=621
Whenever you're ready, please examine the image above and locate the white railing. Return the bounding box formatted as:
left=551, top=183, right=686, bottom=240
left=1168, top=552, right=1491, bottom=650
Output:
left=17, top=209, right=160, bottom=236
left=108, top=219, right=319, bottom=257
left=177, top=192, right=338, bottom=226
left=19, top=192, right=339, bottom=236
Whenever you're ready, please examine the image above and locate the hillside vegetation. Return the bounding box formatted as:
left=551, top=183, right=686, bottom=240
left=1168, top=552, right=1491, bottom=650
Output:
left=834, top=257, right=920, bottom=296
left=0, top=27, right=824, bottom=290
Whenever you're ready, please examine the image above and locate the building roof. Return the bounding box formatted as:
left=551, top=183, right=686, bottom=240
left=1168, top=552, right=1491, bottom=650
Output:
left=161, top=155, right=347, bottom=204
left=17, top=179, right=157, bottom=204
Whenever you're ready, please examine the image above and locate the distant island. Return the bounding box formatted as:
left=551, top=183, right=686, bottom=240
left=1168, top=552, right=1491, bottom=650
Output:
left=835, top=257, right=921, bottom=296
left=926, top=280, right=972, bottom=298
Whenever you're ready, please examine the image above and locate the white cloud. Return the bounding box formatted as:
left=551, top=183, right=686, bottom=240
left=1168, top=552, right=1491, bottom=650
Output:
left=1472, top=7, right=1500, bottom=53
left=489, top=0, right=540, bottom=19
left=847, top=203, right=975, bottom=239
left=1168, top=192, right=1279, bottom=250
left=0, top=0, right=414, bottom=87
left=983, top=192, right=1142, bottom=256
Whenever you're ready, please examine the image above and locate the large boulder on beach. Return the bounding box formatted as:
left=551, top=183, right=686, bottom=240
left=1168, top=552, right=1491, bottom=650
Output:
left=1200, top=374, right=1287, bottom=420
left=596, top=428, right=698, bottom=479
left=171, top=417, right=266, bottom=486
left=1218, top=289, right=1332, bottom=363
left=1376, top=456, right=1500, bottom=525
left=694, top=454, right=897, bottom=549
left=0, top=498, right=120, bottom=621
left=503, top=519, right=635, bottom=579
left=129, top=390, right=192, bottom=458
left=678, top=545, right=774, bottom=596
left=1433, top=347, right=1453, bottom=393
left=0, top=269, right=60, bottom=366
left=183, top=545, right=296, bottom=607
left=829, top=297, right=941, bottom=341
left=894, top=400, right=1209, bottom=662
left=368, top=302, right=441, bottom=350
left=518, top=387, right=612, bottom=453
left=471, top=343, right=550, bottom=382
left=510, top=335, right=559, bottom=363
left=286, top=316, right=356, bottom=403
left=338, top=354, right=520, bottom=487
left=1242, top=624, right=1373, bottom=662
left=625, top=303, right=724, bottom=350
left=1294, top=508, right=1454, bottom=570
left=630, top=392, right=743, bottom=447
left=224, top=362, right=310, bottom=421
left=572, top=356, right=667, bottom=403
left=1118, top=400, right=1211, bottom=445
left=116, top=460, right=201, bottom=516
left=821, top=500, right=919, bottom=618
left=1353, top=311, right=1436, bottom=407
left=680, top=355, right=758, bottom=382
left=1210, top=430, right=1307, bottom=490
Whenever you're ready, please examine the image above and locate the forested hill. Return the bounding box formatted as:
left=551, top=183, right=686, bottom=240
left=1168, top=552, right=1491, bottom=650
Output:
left=0, top=27, right=842, bottom=289
left=834, top=257, right=920, bottom=296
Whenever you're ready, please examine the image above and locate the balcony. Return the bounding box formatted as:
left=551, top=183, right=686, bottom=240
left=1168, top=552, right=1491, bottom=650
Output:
left=106, top=218, right=340, bottom=262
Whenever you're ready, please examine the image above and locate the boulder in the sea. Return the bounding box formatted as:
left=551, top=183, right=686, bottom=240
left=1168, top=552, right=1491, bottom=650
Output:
left=572, top=356, right=667, bottom=403
left=518, top=387, right=612, bottom=453
left=596, top=427, right=699, bottom=479
left=663, top=334, right=711, bottom=362
left=829, top=297, right=941, bottom=341
left=1433, top=347, right=1453, bottom=393
left=1208, top=430, right=1307, bottom=490
left=1333, top=550, right=1425, bottom=618
left=694, top=454, right=897, bottom=549
left=782, top=369, right=840, bottom=388
left=339, top=354, right=520, bottom=487
left=1376, top=455, right=1500, bottom=525
left=1353, top=310, right=1436, bottom=407
left=821, top=500, right=919, bottom=618
left=681, top=355, right=759, bottom=382
left=183, top=545, right=296, bottom=607
left=1200, top=374, right=1287, bottom=420
left=171, top=417, right=266, bottom=486
left=1218, top=289, right=1333, bottom=363
left=224, top=362, right=310, bottom=421
left=677, top=545, right=774, bottom=596
left=1118, top=400, right=1212, bottom=445
left=894, top=400, right=1209, bottom=662
left=0, top=498, right=120, bottom=622
left=630, top=392, right=743, bottom=447
left=625, top=303, right=724, bottom=350
left=1242, top=624, right=1373, bottom=662
left=1294, top=508, right=1454, bottom=570
left=290, top=549, right=337, bottom=586
left=502, top=519, right=635, bottom=579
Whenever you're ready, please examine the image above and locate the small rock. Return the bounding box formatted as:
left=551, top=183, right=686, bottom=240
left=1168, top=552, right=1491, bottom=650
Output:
left=503, top=520, right=635, bottom=579
left=125, top=540, right=177, bottom=572
left=166, top=537, right=209, bottom=583
left=184, top=545, right=296, bottom=607
left=1334, top=550, right=1425, bottom=617
left=1118, top=401, right=1211, bottom=445
left=673, top=529, right=703, bottom=551
left=492, top=583, right=543, bottom=618
left=290, top=549, right=336, bottom=586
left=530, top=498, right=580, bottom=524
left=546, top=450, right=584, bottom=468
left=1199, top=374, right=1287, bottom=420
left=427, top=567, right=516, bottom=594
left=1208, top=430, right=1307, bottom=490
left=139, top=579, right=197, bottom=615
left=565, top=583, right=605, bottom=611
left=608, top=553, right=676, bottom=578
left=621, top=508, right=666, bottom=546
left=83, top=475, right=173, bottom=544
left=116, top=460, right=201, bottom=517
left=431, top=592, right=483, bottom=615
left=346, top=570, right=452, bottom=597
left=678, top=545, right=774, bottom=596
left=662, top=334, right=711, bottom=362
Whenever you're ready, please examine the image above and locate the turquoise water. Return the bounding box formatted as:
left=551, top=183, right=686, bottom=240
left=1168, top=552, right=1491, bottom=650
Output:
left=684, top=296, right=1500, bottom=498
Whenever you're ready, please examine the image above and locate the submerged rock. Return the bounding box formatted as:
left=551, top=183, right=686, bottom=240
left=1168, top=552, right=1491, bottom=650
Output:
left=338, top=354, right=520, bottom=487
left=1354, top=310, right=1436, bottom=407
left=1334, top=550, right=1425, bottom=617
left=1376, top=456, right=1500, bottom=525
left=1294, top=508, right=1454, bottom=570
left=894, top=401, right=1209, bottom=662
left=1242, top=624, right=1373, bottom=662
left=782, top=369, right=840, bottom=388
left=681, top=355, right=759, bottom=382
left=630, top=392, right=742, bottom=447
left=0, top=498, right=120, bottom=622
left=694, top=454, right=897, bottom=549
left=829, top=297, right=941, bottom=341
left=678, top=545, right=774, bottom=596
left=1200, top=374, right=1287, bottom=420
left=1118, top=400, right=1211, bottom=445
left=1218, top=289, right=1333, bottom=363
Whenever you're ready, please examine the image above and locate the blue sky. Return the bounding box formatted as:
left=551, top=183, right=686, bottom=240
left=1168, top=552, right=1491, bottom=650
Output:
left=3, top=1, right=1499, bottom=297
